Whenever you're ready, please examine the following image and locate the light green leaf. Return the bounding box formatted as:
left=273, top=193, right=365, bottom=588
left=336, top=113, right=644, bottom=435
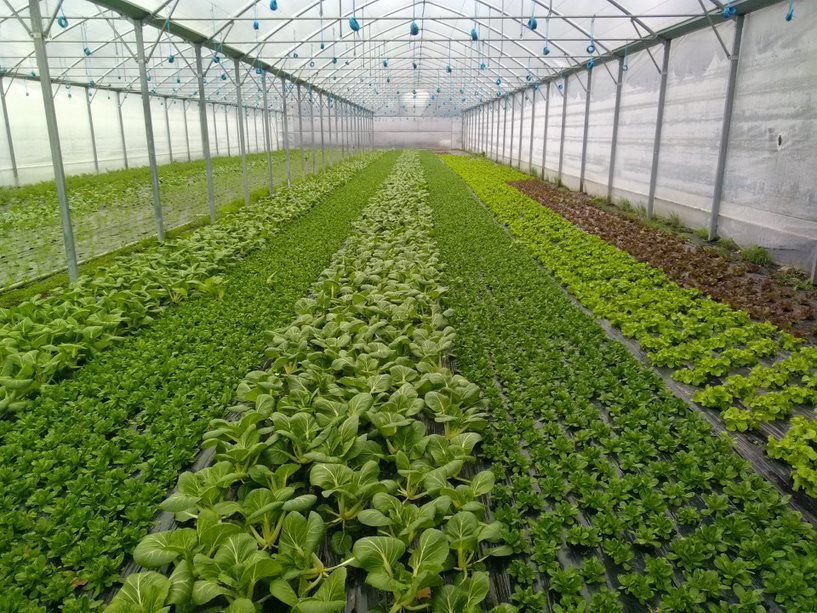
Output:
left=352, top=536, right=406, bottom=574
left=133, top=529, right=197, bottom=568
left=409, top=528, right=449, bottom=573
left=270, top=578, right=299, bottom=606
left=106, top=572, right=170, bottom=613
left=191, top=579, right=227, bottom=605
left=225, top=598, right=257, bottom=613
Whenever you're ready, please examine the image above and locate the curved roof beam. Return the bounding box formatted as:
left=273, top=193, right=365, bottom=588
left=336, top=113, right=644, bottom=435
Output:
left=306, top=23, right=516, bottom=90
left=253, top=0, right=567, bottom=78
left=297, top=5, right=560, bottom=95
left=324, top=48, right=496, bottom=109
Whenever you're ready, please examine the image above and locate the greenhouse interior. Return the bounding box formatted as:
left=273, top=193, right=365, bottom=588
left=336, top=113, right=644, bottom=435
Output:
left=0, top=0, right=816, bottom=610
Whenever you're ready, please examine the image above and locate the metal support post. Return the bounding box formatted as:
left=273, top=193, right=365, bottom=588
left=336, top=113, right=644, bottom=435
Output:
left=579, top=69, right=593, bottom=192
left=340, top=102, right=347, bottom=158
left=558, top=77, right=568, bottom=182
left=607, top=58, right=624, bottom=202
left=280, top=77, right=292, bottom=185
left=528, top=89, right=537, bottom=171
left=212, top=103, right=219, bottom=156
left=319, top=92, right=326, bottom=171
left=134, top=18, right=165, bottom=242
left=647, top=40, right=671, bottom=218
left=327, top=98, right=334, bottom=165
left=296, top=83, right=305, bottom=176
left=182, top=101, right=191, bottom=161
left=0, top=78, right=19, bottom=185
left=502, top=98, right=508, bottom=163
left=509, top=96, right=516, bottom=165
left=163, top=98, right=173, bottom=162
left=194, top=44, right=215, bottom=221
left=29, top=0, right=78, bottom=280
left=224, top=105, right=230, bottom=156
left=234, top=58, right=249, bottom=206
left=708, top=15, right=744, bottom=240
left=517, top=93, right=525, bottom=169
left=115, top=90, right=128, bottom=169
left=261, top=70, right=274, bottom=196
left=84, top=88, right=99, bottom=173
left=253, top=107, right=259, bottom=152
left=310, top=89, right=316, bottom=174
left=541, top=83, right=550, bottom=178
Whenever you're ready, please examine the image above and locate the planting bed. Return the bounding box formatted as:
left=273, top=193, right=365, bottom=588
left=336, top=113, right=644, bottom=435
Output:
left=0, top=150, right=318, bottom=290
left=423, top=152, right=817, bottom=611
left=0, top=152, right=393, bottom=610
left=444, top=155, right=817, bottom=501
left=0, top=153, right=368, bottom=417
left=510, top=179, right=817, bottom=341
left=106, top=151, right=515, bottom=612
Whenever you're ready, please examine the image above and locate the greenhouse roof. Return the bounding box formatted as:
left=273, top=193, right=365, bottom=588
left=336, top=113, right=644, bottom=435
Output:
left=0, top=0, right=780, bottom=116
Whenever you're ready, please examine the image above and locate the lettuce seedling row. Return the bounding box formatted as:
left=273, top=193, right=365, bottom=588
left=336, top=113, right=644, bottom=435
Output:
left=107, top=152, right=515, bottom=612
left=423, top=152, right=817, bottom=611
left=0, top=153, right=392, bottom=610
left=0, top=151, right=319, bottom=289
left=0, top=154, right=374, bottom=416
left=442, top=155, right=817, bottom=504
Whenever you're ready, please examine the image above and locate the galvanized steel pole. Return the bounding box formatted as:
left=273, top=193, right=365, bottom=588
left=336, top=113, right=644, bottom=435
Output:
left=84, top=88, right=99, bottom=173
left=528, top=90, right=537, bottom=171
left=133, top=18, right=164, bottom=242
left=115, top=90, right=128, bottom=169
left=558, top=77, right=568, bottom=183
left=0, top=77, right=19, bottom=185
left=517, top=92, right=524, bottom=169
left=194, top=44, right=215, bottom=222
left=212, top=103, right=219, bottom=156
left=163, top=98, right=173, bottom=162
left=509, top=94, right=516, bottom=166
left=234, top=58, right=250, bottom=206
left=280, top=77, right=292, bottom=186
left=296, top=83, right=305, bottom=176
left=541, top=83, right=550, bottom=179
left=708, top=15, right=745, bottom=241
left=29, top=0, right=78, bottom=280
left=607, top=58, right=624, bottom=202
left=261, top=70, right=275, bottom=196
left=310, top=88, right=316, bottom=174
left=579, top=68, right=593, bottom=192
left=502, top=97, right=508, bottom=164
left=319, top=92, right=326, bottom=171
left=182, top=101, right=191, bottom=161
left=647, top=40, right=671, bottom=219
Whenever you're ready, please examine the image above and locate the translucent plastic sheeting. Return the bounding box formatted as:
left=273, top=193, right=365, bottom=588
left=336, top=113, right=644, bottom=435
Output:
left=372, top=116, right=460, bottom=149
left=466, top=2, right=816, bottom=274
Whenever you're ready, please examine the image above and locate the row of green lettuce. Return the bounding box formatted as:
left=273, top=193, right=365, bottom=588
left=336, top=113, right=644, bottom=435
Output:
left=0, top=153, right=375, bottom=416
left=0, top=150, right=303, bottom=233
left=0, top=152, right=395, bottom=611
left=422, top=151, right=817, bottom=611
left=107, top=151, right=514, bottom=612
left=442, top=155, right=817, bottom=498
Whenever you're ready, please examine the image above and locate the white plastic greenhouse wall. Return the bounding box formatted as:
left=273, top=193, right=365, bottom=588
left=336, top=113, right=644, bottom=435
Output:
left=0, top=1, right=813, bottom=277
left=463, top=2, right=816, bottom=275
left=0, top=82, right=290, bottom=182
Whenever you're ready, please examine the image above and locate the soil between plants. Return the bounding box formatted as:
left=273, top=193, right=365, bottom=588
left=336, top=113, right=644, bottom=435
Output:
left=510, top=179, right=817, bottom=342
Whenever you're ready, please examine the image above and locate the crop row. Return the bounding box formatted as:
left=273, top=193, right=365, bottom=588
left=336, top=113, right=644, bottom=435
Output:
left=108, top=152, right=514, bottom=612
left=0, top=152, right=396, bottom=610
left=422, top=151, right=817, bottom=610
left=0, top=153, right=374, bottom=416
left=0, top=151, right=303, bottom=233
left=442, top=156, right=816, bottom=495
